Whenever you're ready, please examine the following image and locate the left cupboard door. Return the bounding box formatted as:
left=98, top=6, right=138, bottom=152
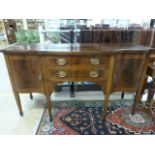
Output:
left=7, top=55, right=43, bottom=93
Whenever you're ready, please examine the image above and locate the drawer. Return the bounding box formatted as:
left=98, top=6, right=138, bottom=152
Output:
left=46, top=56, right=110, bottom=67
left=47, top=69, right=107, bottom=80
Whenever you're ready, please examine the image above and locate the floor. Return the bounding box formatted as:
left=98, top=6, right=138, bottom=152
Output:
left=0, top=91, right=137, bottom=135
left=0, top=52, right=148, bottom=135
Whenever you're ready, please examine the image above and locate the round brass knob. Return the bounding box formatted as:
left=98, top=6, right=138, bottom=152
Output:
left=56, top=58, right=67, bottom=66
left=90, top=58, right=100, bottom=65
left=89, top=71, right=99, bottom=78
left=57, top=71, right=67, bottom=78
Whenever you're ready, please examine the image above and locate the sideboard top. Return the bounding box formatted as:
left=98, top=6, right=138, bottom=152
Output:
left=0, top=43, right=152, bottom=55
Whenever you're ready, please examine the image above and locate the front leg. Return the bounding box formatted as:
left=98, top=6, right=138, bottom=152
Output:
left=70, top=82, right=75, bottom=97
left=30, top=93, right=33, bottom=100
left=121, top=92, right=125, bottom=99
left=45, top=83, right=58, bottom=122
left=46, top=93, right=52, bottom=122
left=131, top=90, right=143, bottom=114
left=98, top=82, right=111, bottom=120
left=13, top=90, right=23, bottom=116
left=103, top=94, right=110, bottom=120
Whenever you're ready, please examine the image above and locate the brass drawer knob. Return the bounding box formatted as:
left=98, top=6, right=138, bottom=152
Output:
left=56, top=58, right=67, bottom=66
left=89, top=71, right=99, bottom=77
left=57, top=71, right=67, bottom=78
left=90, top=58, right=100, bottom=65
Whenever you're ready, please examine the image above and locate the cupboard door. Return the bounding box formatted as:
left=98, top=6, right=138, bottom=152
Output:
left=112, top=54, right=146, bottom=92
left=9, top=55, right=43, bottom=92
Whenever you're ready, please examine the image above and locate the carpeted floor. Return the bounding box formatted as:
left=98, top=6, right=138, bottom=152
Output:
left=36, top=100, right=155, bottom=135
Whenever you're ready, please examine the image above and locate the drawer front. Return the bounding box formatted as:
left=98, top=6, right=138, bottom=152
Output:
left=46, top=56, right=110, bottom=68
left=47, top=69, right=107, bottom=80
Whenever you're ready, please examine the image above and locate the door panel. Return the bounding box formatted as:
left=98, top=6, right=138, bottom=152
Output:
left=9, top=55, right=43, bottom=91
left=113, top=54, right=145, bottom=91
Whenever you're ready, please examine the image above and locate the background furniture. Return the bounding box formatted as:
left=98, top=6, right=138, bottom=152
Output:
left=24, top=30, right=40, bottom=43
left=15, top=30, right=40, bottom=43
left=3, top=19, right=17, bottom=44
left=15, top=31, right=28, bottom=43
left=0, top=20, right=8, bottom=46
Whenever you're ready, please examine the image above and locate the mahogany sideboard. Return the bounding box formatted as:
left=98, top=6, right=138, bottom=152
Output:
left=0, top=43, right=152, bottom=121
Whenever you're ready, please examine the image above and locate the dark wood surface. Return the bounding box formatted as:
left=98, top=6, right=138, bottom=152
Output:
left=0, top=43, right=154, bottom=121
left=1, top=43, right=151, bottom=54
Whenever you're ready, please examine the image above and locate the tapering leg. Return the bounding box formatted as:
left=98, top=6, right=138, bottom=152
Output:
left=70, top=82, right=75, bottom=97
left=30, top=93, right=33, bottom=100
left=121, top=92, right=124, bottom=99
left=131, top=97, right=137, bottom=114
left=100, top=56, right=114, bottom=120
left=103, top=94, right=110, bottom=120
left=132, top=76, right=148, bottom=114
left=4, top=55, right=23, bottom=116
left=146, top=87, right=154, bottom=105
left=131, top=91, right=142, bottom=114
left=46, top=93, right=52, bottom=122
left=141, top=77, right=147, bottom=96
left=13, top=91, right=23, bottom=116
left=145, top=80, right=155, bottom=112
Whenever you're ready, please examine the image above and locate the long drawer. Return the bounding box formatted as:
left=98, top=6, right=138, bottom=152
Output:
left=46, top=56, right=110, bottom=68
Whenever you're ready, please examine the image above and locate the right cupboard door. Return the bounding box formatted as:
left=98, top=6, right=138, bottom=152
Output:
left=112, top=53, right=147, bottom=92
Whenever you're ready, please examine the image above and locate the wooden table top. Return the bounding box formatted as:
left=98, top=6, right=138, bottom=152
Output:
left=0, top=43, right=152, bottom=55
